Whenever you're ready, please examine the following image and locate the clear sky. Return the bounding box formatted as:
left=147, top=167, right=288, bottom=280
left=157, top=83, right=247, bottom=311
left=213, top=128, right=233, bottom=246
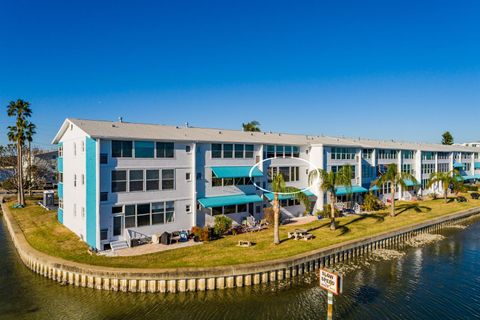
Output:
left=1, top=0, right=479, bottom=149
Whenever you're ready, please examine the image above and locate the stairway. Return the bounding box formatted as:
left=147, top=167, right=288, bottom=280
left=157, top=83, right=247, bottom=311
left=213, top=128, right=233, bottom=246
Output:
left=110, top=240, right=129, bottom=251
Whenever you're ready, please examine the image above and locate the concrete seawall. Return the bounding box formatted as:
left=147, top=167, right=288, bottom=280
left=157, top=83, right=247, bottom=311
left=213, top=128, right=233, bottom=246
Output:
left=3, top=202, right=480, bottom=293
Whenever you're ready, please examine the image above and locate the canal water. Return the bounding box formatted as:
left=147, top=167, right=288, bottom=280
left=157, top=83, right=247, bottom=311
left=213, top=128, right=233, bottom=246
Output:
left=1, top=216, right=480, bottom=320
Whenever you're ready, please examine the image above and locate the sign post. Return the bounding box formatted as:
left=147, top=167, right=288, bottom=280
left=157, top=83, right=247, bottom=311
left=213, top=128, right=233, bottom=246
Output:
left=319, top=269, right=342, bottom=320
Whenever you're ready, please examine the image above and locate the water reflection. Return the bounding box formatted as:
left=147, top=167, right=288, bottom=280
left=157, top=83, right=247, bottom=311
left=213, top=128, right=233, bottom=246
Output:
left=1, top=217, right=480, bottom=319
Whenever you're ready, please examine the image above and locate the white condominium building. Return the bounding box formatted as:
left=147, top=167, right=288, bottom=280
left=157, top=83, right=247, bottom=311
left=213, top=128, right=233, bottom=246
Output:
left=52, top=119, right=480, bottom=250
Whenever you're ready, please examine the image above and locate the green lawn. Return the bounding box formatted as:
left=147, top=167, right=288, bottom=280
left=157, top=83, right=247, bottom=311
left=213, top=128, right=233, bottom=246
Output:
left=6, top=196, right=480, bottom=269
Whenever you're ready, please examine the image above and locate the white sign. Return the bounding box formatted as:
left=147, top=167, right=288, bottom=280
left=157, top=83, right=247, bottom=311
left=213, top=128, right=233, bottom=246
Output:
left=319, top=269, right=342, bottom=295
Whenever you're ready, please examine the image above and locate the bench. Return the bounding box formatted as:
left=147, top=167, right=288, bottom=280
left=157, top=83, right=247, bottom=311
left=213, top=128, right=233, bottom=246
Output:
left=237, top=240, right=252, bottom=247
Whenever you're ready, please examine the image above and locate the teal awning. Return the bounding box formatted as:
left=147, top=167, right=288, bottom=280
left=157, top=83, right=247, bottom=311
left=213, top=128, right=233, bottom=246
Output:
left=475, top=162, right=480, bottom=169
left=363, top=183, right=379, bottom=191
left=264, top=189, right=316, bottom=201
left=198, top=194, right=263, bottom=208
left=474, top=174, right=480, bottom=179
left=335, top=185, right=368, bottom=196
left=404, top=179, right=420, bottom=187
left=461, top=175, right=476, bottom=181
left=370, top=185, right=379, bottom=191
left=211, top=166, right=263, bottom=178
left=453, top=162, right=465, bottom=168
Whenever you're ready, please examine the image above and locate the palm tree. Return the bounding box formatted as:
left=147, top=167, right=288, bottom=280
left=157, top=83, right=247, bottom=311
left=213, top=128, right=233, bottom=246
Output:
left=270, top=174, right=310, bottom=245
left=427, top=170, right=462, bottom=203
left=372, top=163, right=417, bottom=217
left=242, top=121, right=261, bottom=132
left=26, top=122, right=36, bottom=196
left=308, top=165, right=353, bottom=230
left=7, top=99, right=34, bottom=206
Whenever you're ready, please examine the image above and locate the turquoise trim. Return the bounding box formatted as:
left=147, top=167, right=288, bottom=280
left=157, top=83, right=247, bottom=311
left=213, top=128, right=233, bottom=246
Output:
left=404, top=179, right=420, bottom=187
left=85, top=137, right=97, bottom=249
left=453, top=162, right=465, bottom=168
left=198, top=194, right=262, bottom=208
left=475, top=162, right=480, bottom=169
left=335, top=185, right=368, bottom=196
left=57, top=208, right=63, bottom=224
left=211, top=166, right=264, bottom=178
left=264, top=190, right=315, bottom=201
left=57, top=157, right=63, bottom=172
left=58, top=182, right=63, bottom=198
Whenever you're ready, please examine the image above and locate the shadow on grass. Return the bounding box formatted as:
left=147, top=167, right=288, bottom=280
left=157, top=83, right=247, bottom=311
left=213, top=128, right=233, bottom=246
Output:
left=336, top=214, right=385, bottom=236
left=395, top=203, right=432, bottom=215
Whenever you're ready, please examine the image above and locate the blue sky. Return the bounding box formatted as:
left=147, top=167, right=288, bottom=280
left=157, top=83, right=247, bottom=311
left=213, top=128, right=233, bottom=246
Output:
left=1, top=0, right=480, bottom=148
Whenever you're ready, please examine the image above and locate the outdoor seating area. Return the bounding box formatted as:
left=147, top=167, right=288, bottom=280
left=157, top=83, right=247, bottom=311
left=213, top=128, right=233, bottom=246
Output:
left=288, top=228, right=314, bottom=241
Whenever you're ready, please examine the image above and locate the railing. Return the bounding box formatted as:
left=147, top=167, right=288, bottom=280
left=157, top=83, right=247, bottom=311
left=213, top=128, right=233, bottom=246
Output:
left=125, top=229, right=152, bottom=247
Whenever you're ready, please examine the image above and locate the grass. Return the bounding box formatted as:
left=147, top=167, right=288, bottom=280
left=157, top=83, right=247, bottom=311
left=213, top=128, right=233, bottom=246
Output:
left=6, top=195, right=480, bottom=269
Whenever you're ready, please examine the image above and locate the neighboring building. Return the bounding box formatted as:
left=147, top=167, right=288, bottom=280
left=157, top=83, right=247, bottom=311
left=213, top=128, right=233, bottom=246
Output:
left=31, top=150, right=58, bottom=188
left=52, top=119, right=480, bottom=250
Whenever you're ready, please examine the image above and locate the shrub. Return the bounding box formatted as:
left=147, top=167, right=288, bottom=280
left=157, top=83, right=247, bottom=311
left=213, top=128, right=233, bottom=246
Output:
left=323, top=204, right=340, bottom=217
left=200, top=227, right=211, bottom=242
left=363, top=193, right=382, bottom=211
left=191, top=226, right=202, bottom=241
left=465, top=185, right=478, bottom=192
left=471, top=193, right=480, bottom=200
left=213, top=215, right=233, bottom=236
left=263, top=207, right=278, bottom=226
left=456, top=196, right=467, bottom=203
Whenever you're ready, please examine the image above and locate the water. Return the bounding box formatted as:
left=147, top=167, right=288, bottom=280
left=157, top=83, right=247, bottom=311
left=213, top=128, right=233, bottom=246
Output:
left=1, top=216, right=480, bottom=320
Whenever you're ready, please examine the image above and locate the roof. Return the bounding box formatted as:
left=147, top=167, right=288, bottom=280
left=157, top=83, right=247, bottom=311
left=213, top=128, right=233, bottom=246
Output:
left=51, top=118, right=480, bottom=153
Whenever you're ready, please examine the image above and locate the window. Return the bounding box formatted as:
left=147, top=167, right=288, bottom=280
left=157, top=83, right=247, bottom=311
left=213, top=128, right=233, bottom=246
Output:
left=234, top=144, right=244, bottom=158
left=438, top=152, right=450, bottom=160
left=186, top=205, right=191, bottom=213
left=186, top=172, right=191, bottom=181
left=186, top=145, right=191, bottom=153
left=421, top=163, right=435, bottom=174
left=152, top=202, right=165, bottom=224
left=81, top=174, right=85, bottom=185
left=284, top=146, right=292, bottom=157
left=100, top=153, right=108, bottom=164
left=124, top=205, right=136, bottom=228
left=111, top=170, right=127, bottom=192
left=223, top=144, right=233, bottom=158
left=268, top=166, right=300, bottom=182
left=112, top=140, right=133, bottom=158
left=81, top=207, right=85, bottom=218
left=293, top=146, right=300, bottom=158
left=58, top=172, right=63, bottom=183
left=438, top=163, right=449, bottom=173
left=362, top=149, right=373, bottom=159
left=422, top=152, right=435, bottom=161
left=266, top=145, right=275, bottom=158
left=161, top=169, right=175, bottom=190
left=129, top=170, right=144, bottom=191
left=100, top=229, right=108, bottom=241
left=196, top=172, right=202, bottom=180
left=331, top=147, right=357, bottom=160
left=245, top=145, right=254, bottom=158
left=276, top=145, right=284, bottom=158
left=58, top=146, right=63, bottom=157
left=146, top=170, right=159, bottom=191
left=377, top=149, right=397, bottom=160
left=59, top=199, right=63, bottom=209
left=134, top=141, right=154, bottom=158
left=157, top=142, right=174, bottom=158
left=331, top=165, right=356, bottom=179
left=73, top=174, right=77, bottom=187
left=402, top=164, right=413, bottom=174
left=81, top=141, right=85, bottom=152
left=210, top=203, right=254, bottom=215
left=100, top=192, right=108, bottom=202
left=212, top=144, right=222, bottom=158
left=73, top=143, right=77, bottom=156
left=166, top=202, right=175, bottom=222
left=136, top=203, right=151, bottom=227
left=112, top=206, right=123, bottom=214
left=402, top=150, right=414, bottom=159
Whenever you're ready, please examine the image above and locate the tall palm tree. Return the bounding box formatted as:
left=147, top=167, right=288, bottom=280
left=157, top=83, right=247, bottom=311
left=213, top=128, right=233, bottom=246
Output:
left=427, top=170, right=462, bottom=203
left=271, top=174, right=310, bottom=244
left=26, top=122, right=36, bottom=196
left=7, top=99, right=33, bottom=206
left=372, top=163, right=417, bottom=217
left=242, top=121, right=261, bottom=132
left=308, top=165, right=353, bottom=230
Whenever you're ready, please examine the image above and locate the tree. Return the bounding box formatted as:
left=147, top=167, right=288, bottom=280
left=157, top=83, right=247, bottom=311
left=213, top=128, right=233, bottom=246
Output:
left=441, top=131, right=454, bottom=145
left=7, top=99, right=34, bottom=206
left=308, top=165, right=353, bottom=230
left=242, top=121, right=261, bottom=132
left=427, top=170, right=462, bottom=203
left=25, top=122, right=36, bottom=196
left=372, top=164, right=417, bottom=217
left=270, top=174, right=310, bottom=244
